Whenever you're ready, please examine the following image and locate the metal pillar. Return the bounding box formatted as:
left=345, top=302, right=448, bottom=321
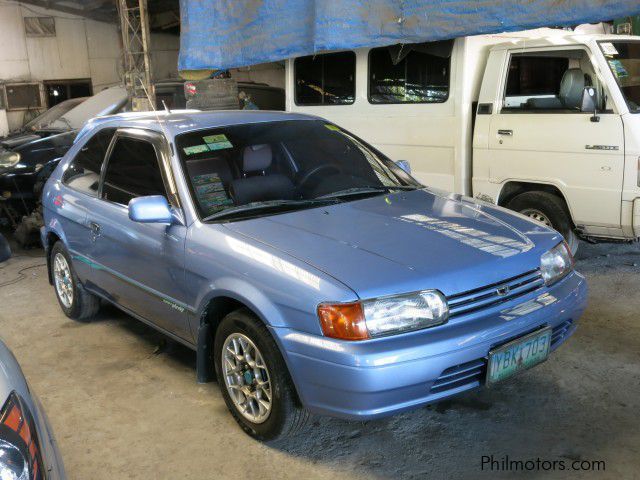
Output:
left=117, top=0, right=155, bottom=111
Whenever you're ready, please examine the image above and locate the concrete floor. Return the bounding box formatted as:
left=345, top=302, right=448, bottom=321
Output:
left=0, top=240, right=639, bottom=480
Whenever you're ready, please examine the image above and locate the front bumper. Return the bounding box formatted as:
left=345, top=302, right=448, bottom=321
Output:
left=0, top=169, right=37, bottom=202
left=31, top=395, right=66, bottom=479
left=275, top=271, right=587, bottom=420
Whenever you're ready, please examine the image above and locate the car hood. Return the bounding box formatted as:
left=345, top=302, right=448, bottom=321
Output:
left=223, top=189, right=562, bottom=299
left=0, top=337, right=29, bottom=405
left=0, top=131, right=77, bottom=174
left=0, top=133, right=42, bottom=149
left=46, top=85, right=128, bottom=130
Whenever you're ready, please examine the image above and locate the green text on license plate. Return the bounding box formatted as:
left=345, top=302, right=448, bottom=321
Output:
left=487, top=327, right=552, bottom=384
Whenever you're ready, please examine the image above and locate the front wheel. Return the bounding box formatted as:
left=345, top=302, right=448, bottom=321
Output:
left=213, top=309, right=308, bottom=441
left=506, top=191, right=579, bottom=254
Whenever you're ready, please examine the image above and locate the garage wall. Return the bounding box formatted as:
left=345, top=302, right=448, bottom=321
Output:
left=0, top=0, right=180, bottom=132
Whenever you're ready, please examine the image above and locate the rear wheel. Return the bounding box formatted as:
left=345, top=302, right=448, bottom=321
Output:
left=51, top=242, right=100, bottom=321
left=507, top=191, right=579, bottom=254
left=213, top=309, right=308, bottom=441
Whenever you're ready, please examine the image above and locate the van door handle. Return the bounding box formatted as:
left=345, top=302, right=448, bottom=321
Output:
left=497, top=129, right=513, bottom=136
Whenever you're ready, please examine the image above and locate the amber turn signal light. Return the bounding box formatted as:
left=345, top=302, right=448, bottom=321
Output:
left=317, top=302, right=370, bottom=341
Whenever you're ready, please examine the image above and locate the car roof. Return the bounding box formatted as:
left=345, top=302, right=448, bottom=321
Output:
left=80, top=109, right=321, bottom=140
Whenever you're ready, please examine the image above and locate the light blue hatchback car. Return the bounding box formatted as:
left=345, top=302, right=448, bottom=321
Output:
left=42, top=110, right=587, bottom=440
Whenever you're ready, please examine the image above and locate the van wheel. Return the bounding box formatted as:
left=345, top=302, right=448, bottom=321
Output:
left=213, top=309, right=308, bottom=441
left=507, top=191, right=579, bottom=254
left=51, top=242, right=100, bottom=321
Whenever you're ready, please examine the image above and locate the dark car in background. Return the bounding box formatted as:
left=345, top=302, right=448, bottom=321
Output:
left=0, top=97, right=87, bottom=150
left=0, top=86, right=128, bottom=226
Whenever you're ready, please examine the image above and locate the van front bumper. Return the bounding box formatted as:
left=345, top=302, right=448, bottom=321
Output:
left=274, top=272, right=587, bottom=420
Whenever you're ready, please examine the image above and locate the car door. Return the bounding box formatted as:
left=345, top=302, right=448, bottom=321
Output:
left=55, top=128, right=116, bottom=283
left=86, top=128, right=191, bottom=341
left=485, top=47, right=625, bottom=231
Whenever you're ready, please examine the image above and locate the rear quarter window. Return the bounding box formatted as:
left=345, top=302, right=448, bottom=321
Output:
left=62, top=128, right=115, bottom=196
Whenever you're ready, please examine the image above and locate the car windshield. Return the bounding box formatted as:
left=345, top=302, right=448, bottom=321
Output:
left=176, top=119, right=417, bottom=220
left=600, top=40, right=640, bottom=113
left=23, top=97, right=86, bottom=131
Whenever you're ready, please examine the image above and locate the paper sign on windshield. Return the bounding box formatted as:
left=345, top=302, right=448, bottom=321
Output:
left=203, top=134, right=233, bottom=150
left=183, top=144, right=209, bottom=155
left=601, top=42, right=618, bottom=56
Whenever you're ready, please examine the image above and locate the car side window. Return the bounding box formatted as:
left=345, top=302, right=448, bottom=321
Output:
left=101, top=136, right=167, bottom=205
left=62, top=128, right=115, bottom=196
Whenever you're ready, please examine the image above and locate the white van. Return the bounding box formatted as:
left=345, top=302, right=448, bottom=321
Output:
left=285, top=29, right=640, bottom=252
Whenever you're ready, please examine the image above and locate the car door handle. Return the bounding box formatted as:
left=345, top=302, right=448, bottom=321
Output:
left=497, top=129, right=513, bottom=136
left=89, top=222, right=101, bottom=236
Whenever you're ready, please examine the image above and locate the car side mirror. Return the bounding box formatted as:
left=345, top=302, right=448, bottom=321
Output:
left=128, top=195, right=174, bottom=224
left=0, top=234, right=11, bottom=262
left=395, top=160, right=412, bottom=174
left=581, top=87, right=599, bottom=123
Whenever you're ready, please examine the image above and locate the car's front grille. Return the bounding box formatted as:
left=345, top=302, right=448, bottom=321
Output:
left=429, top=358, right=486, bottom=394
left=447, top=269, right=544, bottom=318
left=551, top=320, right=573, bottom=347
left=429, top=321, right=574, bottom=396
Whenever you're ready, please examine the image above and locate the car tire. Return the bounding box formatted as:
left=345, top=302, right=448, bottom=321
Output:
left=213, top=308, right=308, bottom=441
left=507, top=191, right=579, bottom=254
left=51, top=242, right=100, bottom=322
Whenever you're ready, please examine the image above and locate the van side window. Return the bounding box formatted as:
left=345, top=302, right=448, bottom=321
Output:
left=62, top=128, right=115, bottom=196
left=294, top=51, right=355, bottom=105
left=368, top=40, right=452, bottom=104
left=102, top=136, right=167, bottom=205
left=503, top=50, right=601, bottom=112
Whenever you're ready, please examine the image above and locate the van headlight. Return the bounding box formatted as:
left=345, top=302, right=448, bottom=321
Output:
left=0, top=152, right=20, bottom=169
left=540, top=241, right=574, bottom=285
left=318, top=290, right=449, bottom=340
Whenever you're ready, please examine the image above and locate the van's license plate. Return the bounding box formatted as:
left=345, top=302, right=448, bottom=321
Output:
left=487, top=327, right=552, bottom=384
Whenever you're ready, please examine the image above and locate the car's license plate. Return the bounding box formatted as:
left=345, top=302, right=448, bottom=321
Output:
left=487, top=327, right=552, bottom=384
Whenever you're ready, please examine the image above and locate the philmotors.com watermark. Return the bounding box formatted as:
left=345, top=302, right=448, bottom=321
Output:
left=481, top=455, right=606, bottom=472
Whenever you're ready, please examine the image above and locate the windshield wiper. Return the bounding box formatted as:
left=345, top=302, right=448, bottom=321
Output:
left=318, top=185, right=419, bottom=200
left=202, top=198, right=341, bottom=222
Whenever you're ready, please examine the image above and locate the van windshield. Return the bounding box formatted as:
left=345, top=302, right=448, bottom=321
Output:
left=175, top=120, right=417, bottom=220
left=600, top=41, right=640, bottom=113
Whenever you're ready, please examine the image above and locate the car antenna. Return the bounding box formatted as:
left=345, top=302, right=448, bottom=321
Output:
left=161, top=100, right=171, bottom=114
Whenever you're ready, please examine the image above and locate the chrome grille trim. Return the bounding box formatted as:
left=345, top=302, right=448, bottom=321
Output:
left=447, top=269, right=544, bottom=317
left=430, top=358, right=485, bottom=394
left=551, top=320, right=573, bottom=347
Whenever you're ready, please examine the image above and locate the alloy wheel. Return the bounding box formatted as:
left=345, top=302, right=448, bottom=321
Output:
left=53, top=253, right=74, bottom=308
left=222, top=333, right=273, bottom=424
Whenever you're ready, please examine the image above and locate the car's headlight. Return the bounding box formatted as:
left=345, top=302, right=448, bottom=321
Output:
left=0, top=152, right=21, bottom=169
left=0, top=392, right=44, bottom=480
left=540, top=241, right=574, bottom=285
left=318, top=290, right=449, bottom=340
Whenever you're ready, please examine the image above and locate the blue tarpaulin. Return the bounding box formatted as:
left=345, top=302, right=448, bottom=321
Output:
left=179, top=0, right=640, bottom=71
